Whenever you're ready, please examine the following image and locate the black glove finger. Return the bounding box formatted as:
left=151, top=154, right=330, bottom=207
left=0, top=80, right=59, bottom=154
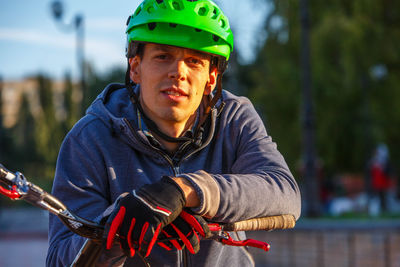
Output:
left=103, top=176, right=186, bottom=259
left=157, top=229, right=174, bottom=251
left=169, top=220, right=200, bottom=254
left=180, top=210, right=211, bottom=238
left=121, top=217, right=137, bottom=257
left=119, top=234, right=135, bottom=257
left=157, top=226, right=185, bottom=251
left=139, top=222, right=163, bottom=257
left=103, top=206, right=126, bottom=250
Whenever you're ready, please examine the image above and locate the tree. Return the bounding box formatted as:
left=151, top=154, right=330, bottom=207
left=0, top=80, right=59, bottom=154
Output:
left=240, top=0, right=302, bottom=175
left=62, top=71, right=80, bottom=132
left=310, top=0, right=400, bottom=173
left=0, top=75, right=6, bottom=162
left=243, top=0, right=400, bottom=175
left=30, top=74, right=64, bottom=186
left=86, top=64, right=125, bottom=102
left=239, top=0, right=400, bottom=216
left=0, top=76, right=18, bottom=168
left=11, top=93, right=38, bottom=165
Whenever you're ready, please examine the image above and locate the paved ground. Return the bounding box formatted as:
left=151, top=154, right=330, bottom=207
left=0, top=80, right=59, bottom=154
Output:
left=0, top=208, right=48, bottom=267
left=0, top=237, right=48, bottom=267
left=2, top=208, right=400, bottom=267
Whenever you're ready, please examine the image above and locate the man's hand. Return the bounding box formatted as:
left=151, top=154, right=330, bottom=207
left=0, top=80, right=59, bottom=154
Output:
left=172, top=177, right=200, bottom=207
left=157, top=210, right=211, bottom=254
left=103, top=177, right=186, bottom=258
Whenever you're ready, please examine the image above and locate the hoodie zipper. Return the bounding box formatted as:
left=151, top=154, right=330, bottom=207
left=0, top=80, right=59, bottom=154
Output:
left=123, top=112, right=215, bottom=178
left=123, top=113, right=217, bottom=267
left=124, top=118, right=188, bottom=266
left=123, top=118, right=177, bottom=174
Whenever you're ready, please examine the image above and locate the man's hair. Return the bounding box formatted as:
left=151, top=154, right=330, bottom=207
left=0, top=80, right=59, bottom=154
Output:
left=129, top=41, right=220, bottom=73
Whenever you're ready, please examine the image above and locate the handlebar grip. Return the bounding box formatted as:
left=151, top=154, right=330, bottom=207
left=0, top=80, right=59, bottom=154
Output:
left=222, top=214, right=296, bottom=232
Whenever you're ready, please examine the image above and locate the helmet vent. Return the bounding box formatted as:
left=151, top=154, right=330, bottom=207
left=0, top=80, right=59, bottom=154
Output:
left=172, top=0, right=183, bottom=10
left=133, top=7, right=142, bottom=17
left=197, top=7, right=207, bottom=16
left=126, top=0, right=233, bottom=60
left=211, top=7, right=220, bottom=19
left=219, top=19, right=226, bottom=28
left=148, top=23, right=157, bottom=30
left=147, top=6, right=155, bottom=13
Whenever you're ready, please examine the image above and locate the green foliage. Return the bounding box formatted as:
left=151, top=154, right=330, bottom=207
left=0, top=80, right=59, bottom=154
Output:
left=34, top=75, right=64, bottom=166
left=242, top=0, right=400, bottom=176
left=0, top=64, right=126, bottom=191
left=12, top=94, right=37, bottom=161
left=240, top=0, right=302, bottom=174
left=83, top=65, right=126, bottom=113
left=0, top=77, right=17, bottom=168
left=62, top=72, right=80, bottom=132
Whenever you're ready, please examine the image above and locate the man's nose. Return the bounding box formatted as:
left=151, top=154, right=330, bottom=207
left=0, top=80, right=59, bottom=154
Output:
left=168, top=60, right=186, bottom=80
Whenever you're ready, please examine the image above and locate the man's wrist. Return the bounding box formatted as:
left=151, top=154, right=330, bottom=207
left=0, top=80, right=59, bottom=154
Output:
left=172, top=177, right=200, bottom=208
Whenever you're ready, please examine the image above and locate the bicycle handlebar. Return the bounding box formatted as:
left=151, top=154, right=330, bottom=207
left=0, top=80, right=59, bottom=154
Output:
left=0, top=164, right=295, bottom=232
left=0, top=164, right=104, bottom=239
left=0, top=163, right=296, bottom=266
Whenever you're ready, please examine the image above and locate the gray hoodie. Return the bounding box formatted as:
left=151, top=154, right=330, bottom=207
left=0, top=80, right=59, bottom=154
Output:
left=46, top=84, right=301, bottom=266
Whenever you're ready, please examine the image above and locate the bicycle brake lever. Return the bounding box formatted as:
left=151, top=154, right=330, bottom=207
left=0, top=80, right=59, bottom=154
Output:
left=0, top=184, right=21, bottom=199
left=0, top=165, right=26, bottom=199
left=209, top=230, right=270, bottom=252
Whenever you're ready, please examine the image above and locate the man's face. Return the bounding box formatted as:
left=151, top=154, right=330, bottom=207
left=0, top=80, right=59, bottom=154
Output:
left=129, top=43, right=217, bottom=133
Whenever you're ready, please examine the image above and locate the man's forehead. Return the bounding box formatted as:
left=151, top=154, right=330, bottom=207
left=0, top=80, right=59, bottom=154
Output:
left=148, top=43, right=210, bottom=58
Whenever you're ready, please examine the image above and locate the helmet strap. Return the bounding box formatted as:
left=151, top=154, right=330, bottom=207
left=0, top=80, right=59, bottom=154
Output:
left=125, top=60, right=137, bottom=102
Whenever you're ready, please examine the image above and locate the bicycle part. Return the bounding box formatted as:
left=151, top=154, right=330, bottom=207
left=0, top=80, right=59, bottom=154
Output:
left=0, top=164, right=104, bottom=239
left=209, top=214, right=296, bottom=232
left=214, top=231, right=270, bottom=251
left=1, top=163, right=296, bottom=266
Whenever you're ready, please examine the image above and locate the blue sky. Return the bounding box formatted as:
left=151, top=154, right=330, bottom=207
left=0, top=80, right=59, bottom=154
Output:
left=0, top=0, right=268, bottom=81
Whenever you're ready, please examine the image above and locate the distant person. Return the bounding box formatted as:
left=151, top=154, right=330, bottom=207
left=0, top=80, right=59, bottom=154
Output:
left=46, top=0, right=301, bottom=266
left=369, top=143, right=393, bottom=213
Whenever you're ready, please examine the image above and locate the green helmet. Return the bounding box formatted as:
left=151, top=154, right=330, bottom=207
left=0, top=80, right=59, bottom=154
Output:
left=126, top=0, right=234, bottom=61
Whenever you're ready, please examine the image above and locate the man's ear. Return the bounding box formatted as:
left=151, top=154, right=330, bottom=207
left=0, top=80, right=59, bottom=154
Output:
left=129, top=56, right=141, bottom=84
left=204, top=67, right=218, bottom=95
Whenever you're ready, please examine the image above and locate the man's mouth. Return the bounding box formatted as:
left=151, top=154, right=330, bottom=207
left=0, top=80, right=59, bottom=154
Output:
left=165, top=90, right=183, bottom=96
left=162, top=87, right=188, bottom=97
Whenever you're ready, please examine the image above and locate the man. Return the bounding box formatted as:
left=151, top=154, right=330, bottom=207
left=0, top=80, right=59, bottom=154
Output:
left=47, top=0, right=301, bottom=266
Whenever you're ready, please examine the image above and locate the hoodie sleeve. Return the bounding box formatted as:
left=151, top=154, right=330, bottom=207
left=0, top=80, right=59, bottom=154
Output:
left=179, top=96, right=301, bottom=223
left=46, top=117, right=126, bottom=267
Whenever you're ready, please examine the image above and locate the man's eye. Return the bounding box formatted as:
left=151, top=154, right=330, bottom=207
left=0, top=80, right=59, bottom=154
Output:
left=187, top=58, right=202, bottom=65
left=155, top=54, right=169, bottom=60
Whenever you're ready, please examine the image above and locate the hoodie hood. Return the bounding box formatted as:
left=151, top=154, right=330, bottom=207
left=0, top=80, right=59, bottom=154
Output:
left=84, top=83, right=160, bottom=157
left=85, top=83, right=220, bottom=155
left=86, top=83, right=135, bottom=128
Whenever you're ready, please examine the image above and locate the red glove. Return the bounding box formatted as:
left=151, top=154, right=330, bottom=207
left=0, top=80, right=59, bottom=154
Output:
left=103, top=177, right=185, bottom=258
left=157, top=210, right=211, bottom=254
